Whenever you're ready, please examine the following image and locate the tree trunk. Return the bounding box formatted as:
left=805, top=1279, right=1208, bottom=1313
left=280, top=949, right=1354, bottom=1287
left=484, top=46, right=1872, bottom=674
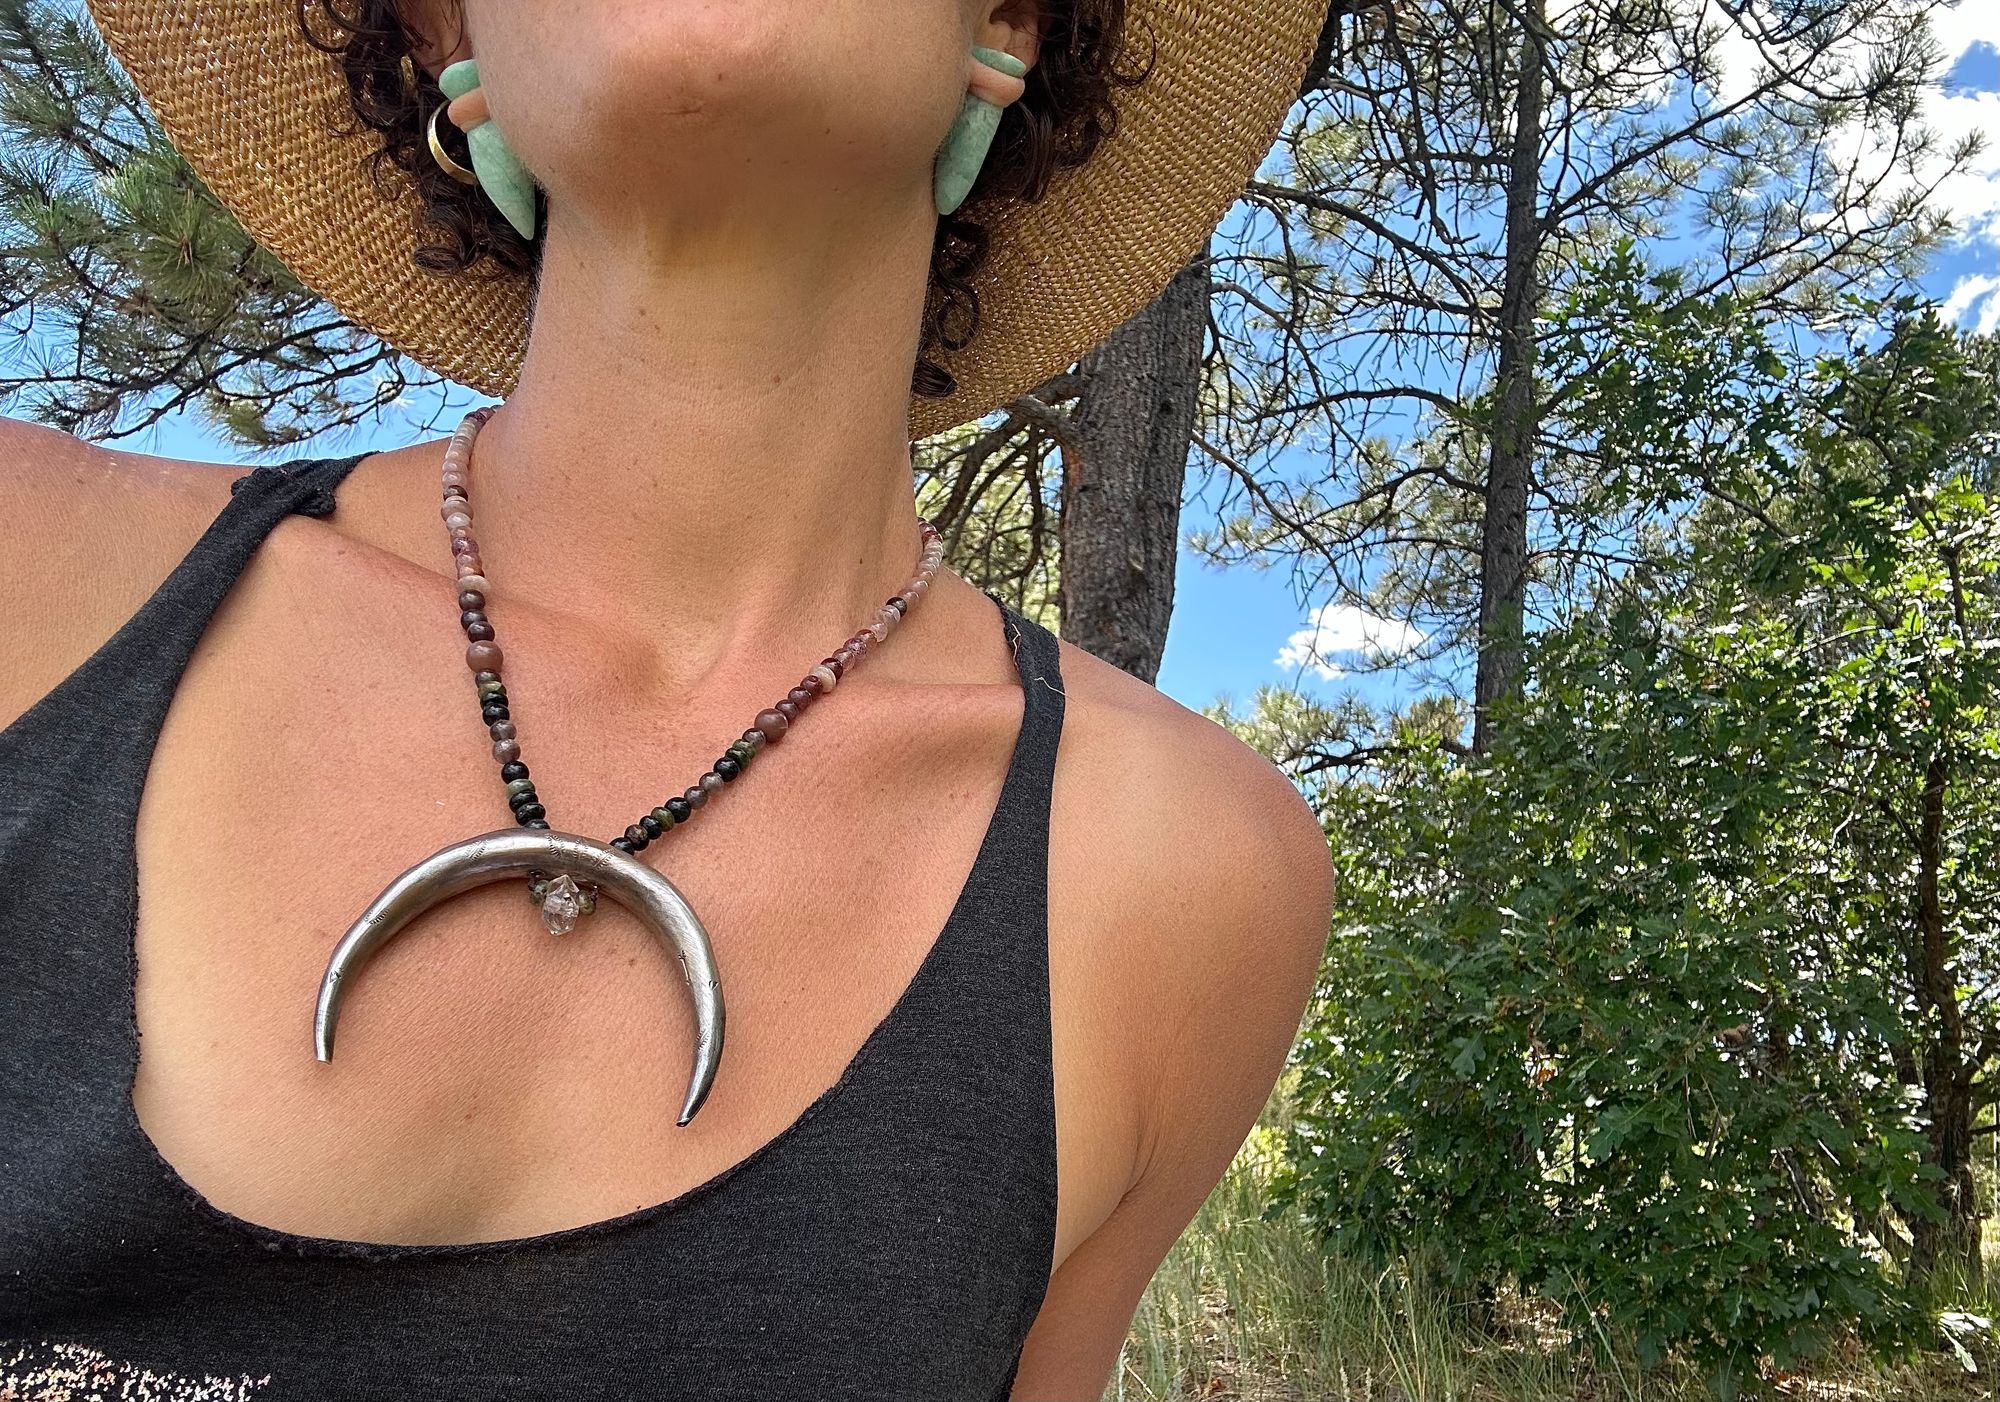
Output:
left=1054, top=4, right=1342, bottom=679
left=1472, top=0, right=1547, bottom=753
left=1059, top=253, right=1210, bottom=683
left=1907, top=750, right=1984, bottom=1285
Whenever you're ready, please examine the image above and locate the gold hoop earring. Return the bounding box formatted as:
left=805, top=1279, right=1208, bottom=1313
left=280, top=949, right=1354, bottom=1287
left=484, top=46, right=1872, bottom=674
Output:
left=427, top=104, right=480, bottom=186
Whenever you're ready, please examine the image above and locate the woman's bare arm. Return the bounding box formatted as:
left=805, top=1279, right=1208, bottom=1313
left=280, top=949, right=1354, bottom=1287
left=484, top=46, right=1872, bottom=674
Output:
left=1010, top=702, right=1334, bottom=1399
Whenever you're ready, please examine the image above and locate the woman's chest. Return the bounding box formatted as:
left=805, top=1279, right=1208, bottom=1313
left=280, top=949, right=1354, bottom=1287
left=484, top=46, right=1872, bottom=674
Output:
left=107, top=576, right=1136, bottom=1269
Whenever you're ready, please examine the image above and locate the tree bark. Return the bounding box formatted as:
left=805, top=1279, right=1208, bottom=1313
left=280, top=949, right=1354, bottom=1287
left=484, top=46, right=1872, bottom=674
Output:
left=1472, top=0, right=1547, bottom=753
left=1054, top=6, right=1343, bottom=679
left=1059, top=254, right=1211, bottom=683
left=1907, top=750, right=1984, bottom=1285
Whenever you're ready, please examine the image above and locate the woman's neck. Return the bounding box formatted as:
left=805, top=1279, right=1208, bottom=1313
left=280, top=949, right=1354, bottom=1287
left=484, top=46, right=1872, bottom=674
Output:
left=457, top=186, right=940, bottom=670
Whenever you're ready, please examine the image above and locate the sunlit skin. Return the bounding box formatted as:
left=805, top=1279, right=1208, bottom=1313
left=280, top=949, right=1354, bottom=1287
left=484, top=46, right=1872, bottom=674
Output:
left=0, top=1, right=1335, bottom=1394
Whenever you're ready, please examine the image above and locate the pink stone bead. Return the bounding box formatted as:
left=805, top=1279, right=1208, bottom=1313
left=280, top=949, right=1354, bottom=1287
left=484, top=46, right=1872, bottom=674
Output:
left=492, top=738, right=521, bottom=763
left=445, top=511, right=472, bottom=531
left=755, top=709, right=789, bottom=739
left=684, top=786, right=708, bottom=809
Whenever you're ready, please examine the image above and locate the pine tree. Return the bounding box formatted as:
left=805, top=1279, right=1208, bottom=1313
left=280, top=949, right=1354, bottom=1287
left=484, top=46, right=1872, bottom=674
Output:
left=0, top=0, right=458, bottom=449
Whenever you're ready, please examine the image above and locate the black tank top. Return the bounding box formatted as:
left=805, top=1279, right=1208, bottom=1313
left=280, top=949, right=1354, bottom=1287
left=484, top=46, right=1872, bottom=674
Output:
left=0, top=451, right=1065, bottom=1400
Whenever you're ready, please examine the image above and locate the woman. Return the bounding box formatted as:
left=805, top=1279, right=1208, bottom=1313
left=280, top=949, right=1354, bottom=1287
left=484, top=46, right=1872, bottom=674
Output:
left=0, top=0, right=1335, bottom=1397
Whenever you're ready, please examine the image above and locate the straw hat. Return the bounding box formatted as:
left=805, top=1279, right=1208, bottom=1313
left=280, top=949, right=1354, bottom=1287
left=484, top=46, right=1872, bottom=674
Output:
left=83, top=1, right=1325, bottom=440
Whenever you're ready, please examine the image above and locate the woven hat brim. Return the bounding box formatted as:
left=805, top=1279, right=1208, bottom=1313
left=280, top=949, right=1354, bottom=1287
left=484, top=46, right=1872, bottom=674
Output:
left=84, top=0, right=1325, bottom=440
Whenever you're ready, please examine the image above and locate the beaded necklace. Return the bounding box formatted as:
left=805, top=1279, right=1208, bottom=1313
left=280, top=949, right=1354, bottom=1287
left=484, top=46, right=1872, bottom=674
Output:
left=307, top=406, right=945, bottom=1126
left=442, top=406, right=945, bottom=930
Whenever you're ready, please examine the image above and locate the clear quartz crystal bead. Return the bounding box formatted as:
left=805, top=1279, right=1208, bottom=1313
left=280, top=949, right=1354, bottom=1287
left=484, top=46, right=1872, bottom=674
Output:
left=536, top=872, right=592, bottom=936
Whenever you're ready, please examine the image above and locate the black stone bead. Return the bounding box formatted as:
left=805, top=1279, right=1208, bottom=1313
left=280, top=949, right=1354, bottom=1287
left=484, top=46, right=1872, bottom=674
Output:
left=514, top=802, right=546, bottom=822
left=639, top=813, right=664, bottom=839
left=664, top=796, right=692, bottom=823
left=460, top=609, right=487, bottom=629
left=464, top=620, right=495, bottom=642
left=509, top=790, right=539, bottom=811
left=776, top=700, right=801, bottom=721
left=482, top=701, right=510, bottom=723
left=610, top=836, right=636, bottom=852
left=715, top=755, right=742, bottom=781
left=623, top=824, right=650, bottom=849
left=523, top=817, right=551, bottom=830
left=500, top=761, right=530, bottom=782
left=458, top=590, right=485, bottom=611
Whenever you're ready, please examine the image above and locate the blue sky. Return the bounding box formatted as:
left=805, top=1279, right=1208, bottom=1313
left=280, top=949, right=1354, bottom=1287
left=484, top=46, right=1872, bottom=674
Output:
left=32, top=20, right=2000, bottom=720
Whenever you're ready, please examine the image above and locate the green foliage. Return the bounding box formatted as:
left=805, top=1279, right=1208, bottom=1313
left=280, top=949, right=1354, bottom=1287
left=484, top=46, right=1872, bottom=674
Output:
left=1273, top=283, right=2000, bottom=1392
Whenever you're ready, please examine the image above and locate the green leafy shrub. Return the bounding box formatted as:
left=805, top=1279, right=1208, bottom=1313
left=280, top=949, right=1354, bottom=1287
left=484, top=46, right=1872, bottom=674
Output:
left=1272, top=292, right=2000, bottom=1396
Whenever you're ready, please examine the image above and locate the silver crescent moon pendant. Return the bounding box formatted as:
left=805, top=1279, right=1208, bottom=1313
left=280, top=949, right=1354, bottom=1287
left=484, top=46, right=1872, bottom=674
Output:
left=313, top=828, right=725, bottom=1126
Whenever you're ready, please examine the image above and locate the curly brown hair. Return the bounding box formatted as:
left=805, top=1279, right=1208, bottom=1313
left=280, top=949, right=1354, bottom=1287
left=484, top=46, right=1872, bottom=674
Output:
left=297, top=1, right=1154, bottom=401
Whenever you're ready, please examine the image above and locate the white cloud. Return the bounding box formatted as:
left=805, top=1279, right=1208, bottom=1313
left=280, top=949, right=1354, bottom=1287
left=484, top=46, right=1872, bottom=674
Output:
left=1924, top=78, right=2000, bottom=247
left=1278, top=604, right=1428, bottom=681
left=1942, top=272, right=2000, bottom=332
left=1664, top=5, right=2000, bottom=247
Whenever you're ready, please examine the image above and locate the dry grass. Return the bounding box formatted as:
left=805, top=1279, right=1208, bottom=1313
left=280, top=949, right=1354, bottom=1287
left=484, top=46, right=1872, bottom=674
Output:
left=1108, top=1081, right=1999, bottom=1402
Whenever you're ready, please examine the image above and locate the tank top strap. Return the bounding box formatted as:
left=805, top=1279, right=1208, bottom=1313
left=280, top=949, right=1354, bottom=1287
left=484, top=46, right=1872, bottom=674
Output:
left=813, top=587, right=1064, bottom=1347
left=845, top=587, right=1065, bottom=1122
left=0, top=452, right=369, bottom=756
left=133, top=453, right=372, bottom=684
left=976, top=589, right=1066, bottom=902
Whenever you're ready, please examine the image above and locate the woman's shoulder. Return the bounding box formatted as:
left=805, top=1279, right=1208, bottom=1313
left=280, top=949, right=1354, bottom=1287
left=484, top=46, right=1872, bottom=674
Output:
left=1031, top=632, right=1332, bottom=1341
left=0, top=415, right=246, bottom=732
left=1048, top=629, right=1332, bottom=1105
left=1051, top=631, right=1333, bottom=959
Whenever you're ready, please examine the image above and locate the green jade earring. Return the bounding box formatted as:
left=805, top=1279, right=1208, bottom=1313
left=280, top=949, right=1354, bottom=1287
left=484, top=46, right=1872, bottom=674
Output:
left=934, top=44, right=1029, bottom=216
left=437, top=58, right=539, bottom=241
